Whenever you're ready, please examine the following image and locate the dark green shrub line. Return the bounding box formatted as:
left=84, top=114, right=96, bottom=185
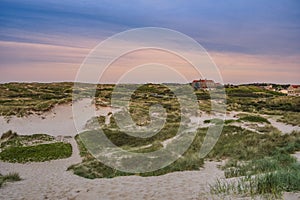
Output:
left=239, top=115, right=270, bottom=124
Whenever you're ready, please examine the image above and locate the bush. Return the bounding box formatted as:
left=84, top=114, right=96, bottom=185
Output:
left=0, top=130, right=17, bottom=140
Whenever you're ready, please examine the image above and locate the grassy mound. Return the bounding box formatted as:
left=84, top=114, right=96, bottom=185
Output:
left=0, top=131, right=72, bottom=163
left=0, top=142, right=72, bottom=163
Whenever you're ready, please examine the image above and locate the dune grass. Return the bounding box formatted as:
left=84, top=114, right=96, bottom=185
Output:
left=68, top=124, right=205, bottom=179
left=277, top=112, right=300, bottom=126
left=0, top=82, right=74, bottom=117
left=0, top=172, right=21, bottom=188
left=210, top=130, right=300, bottom=198
left=226, top=85, right=300, bottom=113
left=0, top=83, right=299, bottom=117
left=211, top=162, right=300, bottom=198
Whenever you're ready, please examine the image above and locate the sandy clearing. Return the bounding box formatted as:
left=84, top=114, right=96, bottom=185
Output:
left=0, top=99, right=113, bottom=137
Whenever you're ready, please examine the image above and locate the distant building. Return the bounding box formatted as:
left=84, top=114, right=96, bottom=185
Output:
left=287, top=85, right=300, bottom=96
left=192, top=79, right=221, bottom=90
left=279, top=89, right=288, bottom=94
left=263, top=85, right=275, bottom=91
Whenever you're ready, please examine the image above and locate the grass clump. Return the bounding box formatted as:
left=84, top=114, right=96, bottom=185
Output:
left=0, top=172, right=21, bottom=188
left=211, top=166, right=300, bottom=198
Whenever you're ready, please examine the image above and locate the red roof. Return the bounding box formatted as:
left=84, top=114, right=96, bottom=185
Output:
left=291, top=85, right=300, bottom=88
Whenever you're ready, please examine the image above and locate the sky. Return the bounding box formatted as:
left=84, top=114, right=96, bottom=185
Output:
left=0, top=0, right=299, bottom=84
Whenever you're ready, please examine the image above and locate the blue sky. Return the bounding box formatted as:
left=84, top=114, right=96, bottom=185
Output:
left=0, top=0, right=299, bottom=83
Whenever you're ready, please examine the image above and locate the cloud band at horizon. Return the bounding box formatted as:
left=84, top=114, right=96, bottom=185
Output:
left=0, top=0, right=299, bottom=84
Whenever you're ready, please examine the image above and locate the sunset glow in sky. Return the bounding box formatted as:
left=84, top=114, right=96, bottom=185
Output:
left=0, top=0, right=299, bottom=84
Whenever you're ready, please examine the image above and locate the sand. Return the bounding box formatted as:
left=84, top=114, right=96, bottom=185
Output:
left=0, top=99, right=113, bottom=137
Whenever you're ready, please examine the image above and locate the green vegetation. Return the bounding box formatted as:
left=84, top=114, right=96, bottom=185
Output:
left=225, top=86, right=300, bottom=113
left=0, top=142, right=72, bottom=163
left=210, top=130, right=300, bottom=198
left=0, top=130, right=54, bottom=148
left=0, top=131, right=72, bottom=163
left=0, top=82, right=74, bottom=117
left=239, top=115, right=270, bottom=124
left=68, top=105, right=204, bottom=179
left=1, top=83, right=299, bottom=120
left=207, top=127, right=300, bottom=161
left=277, top=112, right=300, bottom=126
left=211, top=154, right=300, bottom=198
left=0, top=172, right=21, bottom=188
